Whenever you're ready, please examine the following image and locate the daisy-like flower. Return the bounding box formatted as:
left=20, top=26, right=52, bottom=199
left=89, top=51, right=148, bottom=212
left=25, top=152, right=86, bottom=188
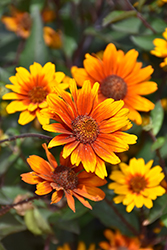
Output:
left=99, top=229, right=152, bottom=250
left=2, top=7, right=32, bottom=39
left=2, top=62, right=68, bottom=125
left=42, top=79, right=137, bottom=179
left=43, top=27, right=62, bottom=49
left=71, top=43, right=157, bottom=125
left=57, top=242, right=95, bottom=250
left=21, top=143, right=107, bottom=213
left=108, top=158, right=165, bottom=212
left=151, top=28, right=167, bottom=58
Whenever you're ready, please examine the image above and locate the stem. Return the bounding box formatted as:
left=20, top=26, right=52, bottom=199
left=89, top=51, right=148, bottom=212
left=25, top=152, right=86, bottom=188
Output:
left=147, top=130, right=167, bottom=180
left=123, top=0, right=156, bottom=34
left=105, top=198, right=139, bottom=237
left=0, top=133, right=53, bottom=144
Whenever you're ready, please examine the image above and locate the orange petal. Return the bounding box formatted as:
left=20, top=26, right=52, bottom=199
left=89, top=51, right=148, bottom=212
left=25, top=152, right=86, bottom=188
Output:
left=35, top=181, right=52, bottom=195
left=62, top=140, right=80, bottom=159
left=78, top=171, right=107, bottom=186
left=43, top=122, right=71, bottom=134
left=64, top=190, right=75, bottom=212
left=51, top=190, right=64, bottom=204
left=21, top=172, right=43, bottom=184
left=48, top=134, right=76, bottom=148
left=78, top=143, right=97, bottom=173
left=42, top=143, right=58, bottom=170
left=73, top=192, right=92, bottom=210
left=74, top=184, right=105, bottom=201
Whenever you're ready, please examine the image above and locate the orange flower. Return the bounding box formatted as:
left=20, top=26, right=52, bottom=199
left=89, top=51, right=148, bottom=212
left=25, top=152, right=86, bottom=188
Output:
left=57, top=242, right=96, bottom=250
left=2, top=62, right=68, bottom=125
left=42, top=8, right=56, bottom=23
left=72, top=43, right=157, bottom=125
left=2, top=7, right=32, bottom=39
left=21, top=144, right=107, bottom=213
left=42, top=79, right=137, bottom=178
left=43, top=27, right=62, bottom=49
left=99, top=229, right=152, bottom=250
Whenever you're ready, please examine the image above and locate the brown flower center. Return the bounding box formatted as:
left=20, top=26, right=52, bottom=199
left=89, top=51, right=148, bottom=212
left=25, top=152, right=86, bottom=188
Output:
left=72, top=115, right=99, bottom=144
left=52, top=166, right=78, bottom=190
left=100, top=74, right=127, bottom=100
left=28, top=86, right=47, bottom=103
left=128, top=174, right=148, bottom=194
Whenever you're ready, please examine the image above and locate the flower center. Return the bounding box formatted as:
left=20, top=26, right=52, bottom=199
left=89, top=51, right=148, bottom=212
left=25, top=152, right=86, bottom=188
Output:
left=128, top=174, right=148, bottom=194
left=72, top=115, right=99, bottom=144
left=28, top=86, right=47, bottom=103
left=52, top=166, right=78, bottom=190
left=100, top=74, right=127, bottom=100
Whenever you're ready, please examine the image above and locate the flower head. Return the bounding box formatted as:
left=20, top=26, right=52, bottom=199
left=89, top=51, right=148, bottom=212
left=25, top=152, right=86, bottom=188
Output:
left=2, top=62, right=68, bottom=125
left=43, top=27, right=62, bottom=49
left=99, top=229, right=152, bottom=250
left=42, top=79, right=137, bottom=178
left=21, top=143, right=106, bottom=213
left=72, top=43, right=157, bottom=125
left=151, top=28, right=167, bottom=58
left=108, top=158, right=165, bottom=212
left=57, top=242, right=96, bottom=250
left=2, top=8, right=32, bottom=39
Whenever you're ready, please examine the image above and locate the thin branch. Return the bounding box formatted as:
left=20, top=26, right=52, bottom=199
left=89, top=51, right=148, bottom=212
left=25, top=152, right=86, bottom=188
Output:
left=0, top=133, right=53, bottom=144
left=105, top=198, right=139, bottom=237
left=123, top=0, right=156, bottom=34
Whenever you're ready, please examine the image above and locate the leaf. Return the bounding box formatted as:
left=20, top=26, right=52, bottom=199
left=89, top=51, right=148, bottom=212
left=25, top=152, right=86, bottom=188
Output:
left=63, top=35, right=77, bottom=58
left=131, top=34, right=158, bottom=51
left=103, top=10, right=137, bottom=26
left=0, top=242, right=7, bottom=250
left=0, top=213, right=26, bottom=240
left=24, top=209, right=43, bottom=235
left=33, top=208, right=53, bottom=234
left=112, top=17, right=142, bottom=34
left=151, top=137, right=165, bottom=151
left=0, top=67, right=12, bottom=84
left=19, top=4, right=49, bottom=68
left=151, top=101, right=164, bottom=136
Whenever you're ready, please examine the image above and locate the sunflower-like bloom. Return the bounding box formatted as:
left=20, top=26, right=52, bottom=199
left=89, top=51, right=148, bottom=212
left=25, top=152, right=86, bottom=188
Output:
left=71, top=43, right=157, bottom=125
left=43, top=27, right=62, bottom=49
left=57, top=242, right=95, bottom=250
left=42, top=79, right=137, bottom=179
left=108, top=158, right=165, bottom=212
left=2, top=62, right=68, bottom=125
left=1, top=8, right=32, bottom=39
left=99, top=229, right=152, bottom=250
left=21, top=143, right=106, bottom=213
left=151, top=28, right=167, bottom=58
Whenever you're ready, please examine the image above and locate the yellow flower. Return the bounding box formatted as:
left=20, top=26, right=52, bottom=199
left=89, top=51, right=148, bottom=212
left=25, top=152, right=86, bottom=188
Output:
left=42, top=79, right=137, bottom=179
left=151, top=28, right=167, bottom=58
left=2, top=62, right=68, bottom=125
left=1, top=7, right=32, bottom=39
left=99, top=229, right=152, bottom=250
left=108, top=158, right=165, bottom=212
left=72, top=43, right=157, bottom=125
left=160, top=57, right=167, bottom=68
left=57, top=242, right=96, bottom=250
left=43, top=27, right=62, bottom=49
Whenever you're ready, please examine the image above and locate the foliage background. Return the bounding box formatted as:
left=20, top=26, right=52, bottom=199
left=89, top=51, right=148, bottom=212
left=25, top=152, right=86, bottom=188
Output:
left=1, top=0, right=167, bottom=249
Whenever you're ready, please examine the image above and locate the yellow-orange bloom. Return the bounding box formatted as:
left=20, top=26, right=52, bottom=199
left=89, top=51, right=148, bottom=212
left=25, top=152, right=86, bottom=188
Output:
left=151, top=28, right=167, bottom=58
left=108, top=158, right=165, bottom=212
left=43, top=27, right=62, bottom=49
left=160, top=57, right=167, bottom=68
left=42, top=8, right=56, bottom=23
left=21, top=144, right=106, bottom=213
left=2, top=8, right=32, bottom=39
left=42, top=79, right=137, bottom=179
left=72, top=43, right=157, bottom=125
left=2, top=62, right=68, bottom=125
left=99, top=229, right=152, bottom=250
left=57, top=242, right=96, bottom=250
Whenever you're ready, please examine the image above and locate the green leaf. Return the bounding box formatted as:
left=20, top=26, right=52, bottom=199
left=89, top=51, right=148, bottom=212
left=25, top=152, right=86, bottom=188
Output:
left=151, top=101, right=164, bottom=136
left=24, top=209, right=43, bottom=235
left=143, top=194, right=167, bottom=225
left=0, top=68, right=12, bottom=84
left=112, top=17, right=142, bottom=35
left=19, top=4, right=49, bottom=68
left=63, top=35, right=77, bottom=58
left=103, top=10, right=137, bottom=26
left=151, top=137, right=165, bottom=151
left=33, top=208, right=53, bottom=234
left=0, top=242, right=7, bottom=250
left=0, top=213, right=26, bottom=240
left=161, top=213, right=167, bottom=228
left=131, top=34, right=158, bottom=51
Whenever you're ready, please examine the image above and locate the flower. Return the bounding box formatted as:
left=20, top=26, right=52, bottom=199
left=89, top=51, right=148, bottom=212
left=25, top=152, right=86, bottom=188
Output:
left=2, top=62, right=68, bottom=125
left=57, top=242, right=96, bottom=250
left=41, top=7, right=56, bottom=23
left=43, top=27, right=62, bottom=49
left=160, top=57, right=167, bottom=68
left=42, top=79, right=137, bottom=179
left=108, top=158, right=165, bottom=212
left=99, top=229, right=152, bottom=250
left=71, top=43, right=157, bottom=125
left=2, top=7, right=32, bottom=39
left=21, top=143, right=107, bottom=213
left=151, top=28, right=167, bottom=58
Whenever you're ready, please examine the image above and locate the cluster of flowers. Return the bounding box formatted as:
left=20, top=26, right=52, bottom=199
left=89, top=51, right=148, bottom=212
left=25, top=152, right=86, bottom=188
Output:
left=2, top=42, right=166, bottom=213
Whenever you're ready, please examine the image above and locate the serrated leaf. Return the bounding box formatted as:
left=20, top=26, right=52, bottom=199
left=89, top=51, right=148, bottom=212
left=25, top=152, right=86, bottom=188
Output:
left=103, top=10, right=136, bottom=26
left=19, top=4, right=49, bottom=68
left=24, top=209, right=43, bottom=235
left=151, top=137, right=165, bottom=151
left=151, top=101, right=164, bottom=136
